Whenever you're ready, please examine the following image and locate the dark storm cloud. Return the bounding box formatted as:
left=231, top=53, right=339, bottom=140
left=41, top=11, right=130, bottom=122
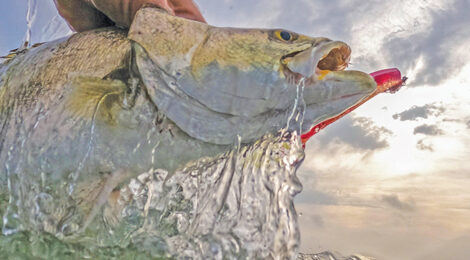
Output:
left=381, top=194, right=415, bottom=211
left=393, top=104, right=445, bottom=121
left=413, top=124, right=443, bottom=136
left=383, top=0, right=470, bottom=86
left=416, top=139, right=434, bottom=152
left=315, top=116, right=392, bottom=151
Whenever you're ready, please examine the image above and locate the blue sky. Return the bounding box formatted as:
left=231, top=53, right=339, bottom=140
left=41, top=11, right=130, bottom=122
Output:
left=0, top=1, right=29, bottom=53
left=2, top=1, right=470, bottom=259
left=0, top=0, right=70, bottom=54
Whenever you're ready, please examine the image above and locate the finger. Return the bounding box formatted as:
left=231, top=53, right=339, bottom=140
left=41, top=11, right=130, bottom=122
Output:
left=90, top=0, right=175, bottom=28
left=54, top=0, right=114, bottom=32
left=170, top=0, right=206, bottom=23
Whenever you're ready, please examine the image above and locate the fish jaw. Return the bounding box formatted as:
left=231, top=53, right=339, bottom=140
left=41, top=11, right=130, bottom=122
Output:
left=280, top=40, right=377, bottom=138
left=300, top=70, right=376, bottom=133
left=301, top=68, right=406, bottom=144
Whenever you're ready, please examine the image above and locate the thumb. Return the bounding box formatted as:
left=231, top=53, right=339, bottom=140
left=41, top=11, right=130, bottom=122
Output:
left=170, top=0, right=206, bottom=23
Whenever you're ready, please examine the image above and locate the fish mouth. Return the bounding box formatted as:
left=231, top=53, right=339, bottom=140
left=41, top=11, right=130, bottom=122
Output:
left=281, top=41, right=351, bottom=85
left=281, top=41, right=384, bottom=143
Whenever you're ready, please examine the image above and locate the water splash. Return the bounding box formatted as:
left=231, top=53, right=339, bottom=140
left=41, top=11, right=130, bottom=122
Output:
left=113, top=132, right=304, bottom=259
left=1, top=130, right=305, bottom=258
left=23, top=0, right=38, bottom=48
left=0, top=75, right=308, bottom=258
left=286, top=78, right=306, bottom=135
left=298, top=252, right=376, bottom=260
left=40, top=14, right=73, bottom=43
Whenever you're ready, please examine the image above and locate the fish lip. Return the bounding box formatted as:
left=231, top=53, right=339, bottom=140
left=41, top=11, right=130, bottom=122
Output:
left=280, top=41, right=352, bottom=85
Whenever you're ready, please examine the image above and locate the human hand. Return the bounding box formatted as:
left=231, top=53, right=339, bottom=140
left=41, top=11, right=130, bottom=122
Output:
left=54, top=0, right=206, bottom=32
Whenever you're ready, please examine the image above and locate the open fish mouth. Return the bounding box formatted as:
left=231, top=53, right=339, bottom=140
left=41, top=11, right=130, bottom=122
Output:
left=281, top=40, right=352, bottom=85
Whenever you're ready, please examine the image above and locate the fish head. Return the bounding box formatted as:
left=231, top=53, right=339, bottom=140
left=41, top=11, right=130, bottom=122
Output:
left=129, top=7, right=375, bottom=145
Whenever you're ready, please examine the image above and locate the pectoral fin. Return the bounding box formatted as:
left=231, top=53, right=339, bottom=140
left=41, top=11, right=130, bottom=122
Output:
left=65, top=76, right=127, bottom=125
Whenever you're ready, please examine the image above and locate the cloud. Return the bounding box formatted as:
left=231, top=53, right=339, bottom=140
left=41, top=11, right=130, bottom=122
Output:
left=416, top=139, right=434, bottom=152
left=442, top=118, right=461, bottom=123
left=467, top=120, right=470, bottom=129
left=393, top=103, right=445, bottom=121
left=415, top=236, right=470, bottom=260
left=381, top=194, right=415, bottom=211
left=295, top=190, right=337, bottom=205
left=383, top=0, right=470, bottom=86
left=413, top=124, right=444, bottom=136
left=314, top=116, right=392, bottom=151
left=309, top=215, right=325, bottom=228
left=200, top=0, right=361, bottom=41
left=199, top=0, right=282, bottom=28
left=269, top=0, right=361, bottom=40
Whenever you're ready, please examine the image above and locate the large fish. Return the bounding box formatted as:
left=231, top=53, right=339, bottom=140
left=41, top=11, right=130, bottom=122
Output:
left=0, top=6, right=400, bottom=249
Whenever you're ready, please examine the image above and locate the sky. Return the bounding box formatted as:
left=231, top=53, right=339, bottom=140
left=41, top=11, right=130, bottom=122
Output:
left=1, top=0, right=470, bottom=259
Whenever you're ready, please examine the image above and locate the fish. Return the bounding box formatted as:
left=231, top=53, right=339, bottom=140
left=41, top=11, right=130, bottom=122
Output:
left=0, top=6, right=400, bottom=239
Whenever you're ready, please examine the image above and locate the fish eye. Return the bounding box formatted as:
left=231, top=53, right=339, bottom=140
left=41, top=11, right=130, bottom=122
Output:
left=280, top=31, right=291, bottom=41
left=274, top=30, right=295, bottom=42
